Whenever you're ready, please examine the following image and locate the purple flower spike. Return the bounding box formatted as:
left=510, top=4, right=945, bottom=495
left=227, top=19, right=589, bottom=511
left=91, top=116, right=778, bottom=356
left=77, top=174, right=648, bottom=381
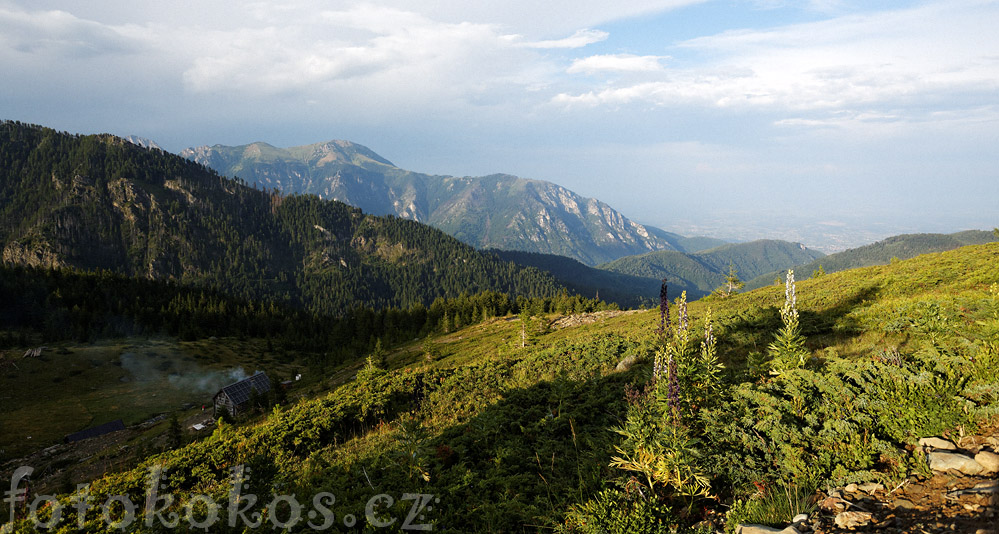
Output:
left=658, top=279, right=670, bottom=334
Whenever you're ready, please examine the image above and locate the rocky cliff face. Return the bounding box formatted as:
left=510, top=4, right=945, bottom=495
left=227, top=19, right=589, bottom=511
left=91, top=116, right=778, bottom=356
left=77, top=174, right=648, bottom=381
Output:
left=182, top=141, right=678, bottom=265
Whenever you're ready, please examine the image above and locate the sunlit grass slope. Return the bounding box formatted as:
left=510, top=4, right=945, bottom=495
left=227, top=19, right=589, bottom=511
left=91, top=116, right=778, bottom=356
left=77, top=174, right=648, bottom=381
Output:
left=6, top=243, right=997, bottom=532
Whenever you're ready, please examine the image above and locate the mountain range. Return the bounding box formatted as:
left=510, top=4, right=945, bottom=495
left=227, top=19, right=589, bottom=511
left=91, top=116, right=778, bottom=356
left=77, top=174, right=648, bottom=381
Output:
left=0, top=121, right=561, bottom=316
left=181, top=140, right=725, bottom=265
left=9, top=122, right=989, bottom=314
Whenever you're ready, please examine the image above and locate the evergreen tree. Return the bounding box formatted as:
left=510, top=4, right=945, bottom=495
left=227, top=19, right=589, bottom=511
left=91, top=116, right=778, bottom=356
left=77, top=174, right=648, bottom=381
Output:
left=167, top=415, right=182, bottom=449
left=270, top=374, right=287, bottom=406
left=519, top=307, right=532, bottom=348
left=439, top=311, right=451, bottom=334
left=713, top=263, right=744, bottom=298
left=371, top=338, right=387, bottom=368
left=421, top=336, right=439, bottom=362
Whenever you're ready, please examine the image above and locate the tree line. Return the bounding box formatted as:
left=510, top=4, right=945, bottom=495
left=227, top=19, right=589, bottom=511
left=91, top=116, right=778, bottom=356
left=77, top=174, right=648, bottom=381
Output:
left=0, top=264, right=614, bottom=365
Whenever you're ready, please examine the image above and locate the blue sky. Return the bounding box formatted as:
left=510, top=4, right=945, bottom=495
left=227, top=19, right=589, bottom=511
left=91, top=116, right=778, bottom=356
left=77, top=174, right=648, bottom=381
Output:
left=2, top=0, right=997, bottom=246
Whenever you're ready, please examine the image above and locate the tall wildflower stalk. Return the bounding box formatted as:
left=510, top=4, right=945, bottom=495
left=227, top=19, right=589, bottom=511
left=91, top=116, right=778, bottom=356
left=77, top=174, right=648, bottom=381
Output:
left=768, top=269, right=809, bottom=373
left=677, top=291, right=689, bottom=341
left=657, top=278, right=670, bottom=336
left=653, top=279, right=669, bottom=383
left=610, top=288, right=712, bottom=502
left=662, top=290, right=692, bottom=418
left=703, top=308, right=715, bottom=351
left=696, top=308, right=722, bottom=394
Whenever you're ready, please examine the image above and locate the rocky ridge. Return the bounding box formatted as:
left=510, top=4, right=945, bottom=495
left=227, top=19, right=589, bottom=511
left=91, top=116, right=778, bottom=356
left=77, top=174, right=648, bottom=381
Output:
left=182, top=140, right=684, bottom=264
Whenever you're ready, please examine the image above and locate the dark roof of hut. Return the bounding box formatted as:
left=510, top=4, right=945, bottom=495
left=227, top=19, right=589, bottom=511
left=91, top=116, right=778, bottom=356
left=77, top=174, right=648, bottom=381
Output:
left=65, top=419, right=126, bottom=443
left=215, top=371, right=270, bottom=406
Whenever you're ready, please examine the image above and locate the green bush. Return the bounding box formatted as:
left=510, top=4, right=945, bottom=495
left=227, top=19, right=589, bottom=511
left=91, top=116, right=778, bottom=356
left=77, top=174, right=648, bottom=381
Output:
left=560, top=489, right=676, bottom=534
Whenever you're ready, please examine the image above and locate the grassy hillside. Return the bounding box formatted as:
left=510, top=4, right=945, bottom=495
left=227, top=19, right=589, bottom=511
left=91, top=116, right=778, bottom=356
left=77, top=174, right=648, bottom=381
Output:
left=599, top=239, right=823, bottom=299
left=8, top=243, right=997, bottom=532
left=745, top=230, right=998, bottom=290
left=0, top=267, right=614, bottom=498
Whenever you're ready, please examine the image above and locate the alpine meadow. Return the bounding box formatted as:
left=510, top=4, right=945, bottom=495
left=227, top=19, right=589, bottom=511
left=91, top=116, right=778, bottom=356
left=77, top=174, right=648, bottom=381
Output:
left=3, top=2, right=999, bottom=533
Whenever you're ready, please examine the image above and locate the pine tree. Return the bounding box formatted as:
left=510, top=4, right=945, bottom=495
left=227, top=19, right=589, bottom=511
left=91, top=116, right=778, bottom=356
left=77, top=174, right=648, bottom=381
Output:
left=371, top=338, right=387, bottom=368
left=439, top=310, right=451, bottom=334
left=270, top=374, right=287, bottom=406
left=713, top=263, right=744, bottom=298
left=167, top=415, right=182, bottom=449
left=519, top=307, right=532, bottom=348
left=422, top=337, right=439, bottom=362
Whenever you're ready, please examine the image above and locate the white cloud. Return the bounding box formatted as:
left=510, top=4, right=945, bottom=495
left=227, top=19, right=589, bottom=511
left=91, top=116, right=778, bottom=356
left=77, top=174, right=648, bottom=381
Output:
left=0, top=6, right=144, bottom=58
left=371, top=0, right=707, bottom=36
left=0, top=0, right=702, bottom=118
left=152, top=4, right=547, bottom=108
left=556, top=1, right=999, bottom=122
left=567, top=54, right=667, bottom=74
left=522, top=29, right=608, bottom=49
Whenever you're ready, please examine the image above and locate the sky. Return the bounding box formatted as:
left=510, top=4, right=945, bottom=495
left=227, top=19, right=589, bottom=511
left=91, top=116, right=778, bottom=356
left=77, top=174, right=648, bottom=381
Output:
left=2, top=0, right=997, bottom=247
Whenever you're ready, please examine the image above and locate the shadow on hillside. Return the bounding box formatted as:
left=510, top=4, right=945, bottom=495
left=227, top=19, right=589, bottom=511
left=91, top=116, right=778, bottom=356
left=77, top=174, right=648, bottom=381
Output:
left=719, top=283, right=881, bottom=365
left=413, top=359, right=976, bottom=534
left=422, top=369, right=637, bottom=531
left=798, top=283, right=880, bottom=338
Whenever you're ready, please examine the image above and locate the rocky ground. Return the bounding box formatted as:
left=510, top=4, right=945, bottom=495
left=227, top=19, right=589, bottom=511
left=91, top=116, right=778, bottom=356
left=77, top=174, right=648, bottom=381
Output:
left=739, top=435, right=999, bottom=534
left=548, top=309, right=643, bottom=330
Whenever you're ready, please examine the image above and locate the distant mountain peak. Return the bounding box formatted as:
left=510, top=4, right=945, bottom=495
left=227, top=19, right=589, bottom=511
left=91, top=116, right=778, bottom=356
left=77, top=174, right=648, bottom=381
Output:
left=182, top=140, right=687, bottom=264
left=124, top=135, right=161, bottom=150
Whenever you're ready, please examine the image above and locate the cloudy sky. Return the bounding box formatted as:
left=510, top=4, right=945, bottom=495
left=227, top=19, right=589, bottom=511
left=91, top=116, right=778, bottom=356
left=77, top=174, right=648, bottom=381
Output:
left=2, top=0, right=997, bottom=244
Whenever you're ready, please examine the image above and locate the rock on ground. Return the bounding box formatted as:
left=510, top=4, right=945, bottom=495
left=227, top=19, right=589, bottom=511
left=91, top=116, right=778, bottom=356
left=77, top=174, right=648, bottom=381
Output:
left=736, top=525, right=800, bottom=534
left=974, top=450, right=999, bottom=474
left=834, top=511, right=872, bottom=529
left=919, top=436, right=957, bottom=450
left=928, top=451, right=984, bottom=475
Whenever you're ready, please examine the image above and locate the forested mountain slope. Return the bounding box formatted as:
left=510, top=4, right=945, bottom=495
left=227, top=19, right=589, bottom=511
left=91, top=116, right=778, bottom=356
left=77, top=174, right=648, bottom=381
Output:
left=598, top=239, right=824, bottom=298
left=0, top=121, right=561, bottom=315
left=488, top=248, right=661, bottom=308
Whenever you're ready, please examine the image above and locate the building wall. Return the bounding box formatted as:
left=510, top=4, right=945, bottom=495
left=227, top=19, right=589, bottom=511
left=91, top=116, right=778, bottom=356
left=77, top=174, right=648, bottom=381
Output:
left=214, top=393, right=236, bottom=418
